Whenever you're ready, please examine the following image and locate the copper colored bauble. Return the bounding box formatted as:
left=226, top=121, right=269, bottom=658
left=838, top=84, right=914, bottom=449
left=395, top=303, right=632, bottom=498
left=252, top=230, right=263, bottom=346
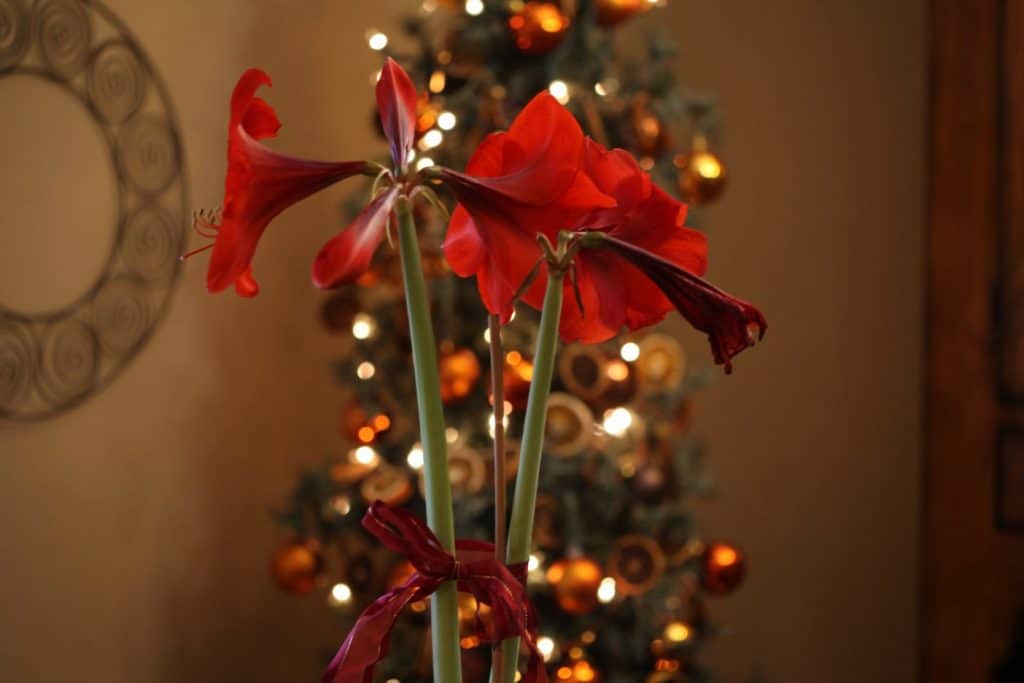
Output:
left=533, top=494, right=563, bottom=549
left=503, top=352, right=534, bottom=410
left=608, top=534, right=666, bottom=596
left=559, top=344, right=610, bottom=403
left=360, top=464, right=414, bottom=506
left=554, top=659, right=601, bottom=682
left=547, top=556, right=603, bottom=615
left=269, top=539, right=324, bottom=595
left=630, top=99, right=671, bottom=157
left=674, top=148, right=728, bottom=205
left=416, top=95, right=441, bottom=138
left=700, top=541, right=746, bottom=595
left=595, top=0, right=650, bottom=27
left=439, top=346, right=482, bottom=405
left=636, top=333, right=687, bottom=392
left=509, top=3, right=570, bottom=55
left=545, top=392, right=595, bottom=456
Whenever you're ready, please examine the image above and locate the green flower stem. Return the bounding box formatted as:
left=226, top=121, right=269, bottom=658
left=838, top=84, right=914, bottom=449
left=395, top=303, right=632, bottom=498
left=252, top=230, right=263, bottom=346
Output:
left=395, top=196, right=462, bottom=683
left=495, top=269, right=565, bottom=683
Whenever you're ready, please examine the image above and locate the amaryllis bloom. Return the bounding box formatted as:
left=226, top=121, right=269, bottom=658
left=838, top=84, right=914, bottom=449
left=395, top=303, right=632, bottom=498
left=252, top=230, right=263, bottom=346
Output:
left=562, top=140, right=765, bottom=372
left=189, top=68, right=375, bottom=296
left=189, top=59, right=429, bottom=296
left=438, top=93, right=614, bottom=321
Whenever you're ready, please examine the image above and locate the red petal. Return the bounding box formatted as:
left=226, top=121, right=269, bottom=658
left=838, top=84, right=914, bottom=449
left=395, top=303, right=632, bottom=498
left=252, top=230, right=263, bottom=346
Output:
left=242, top=96, right=281, bottom=140
left=234, top=266, right=260, bottom=297
left=441, top=204, right=485, bottom=277
left=376, top=58, right=419, bottom=172
left=600, top=235, right=766, bottom=373
left=312, top=188, right=399, bottom=289
left=231, top=69, right=272, bottom=125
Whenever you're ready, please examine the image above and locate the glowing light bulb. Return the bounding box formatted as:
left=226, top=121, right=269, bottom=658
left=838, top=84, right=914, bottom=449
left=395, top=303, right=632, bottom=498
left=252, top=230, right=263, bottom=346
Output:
left=548, top=80, right=570, bottom=105
left=482, top=327, right=492, bottom=344
left=602, top=407, right=633, bottom=437
left=664, top=621, right=691, bottom=643
left=353, top=446, right=379, bottom=466
left=445, top=427, right=460, bottom=444
left=419, top=129, right=444, bottom=151
left=620, top=342, right=640, bottom=362
left=329, top=582, right=353, bottom=606
left=352, top=313, right=377, bottom=340
left=487, top=412, right=510, bottom=438
left=465, top=0, right=484, bottom=15
left=528, top=554, right=541, bottom=571
left=415, top=157, right=435, bottom=171
left=597, top=577, right=616, bottom=603
left=356, top=361, right=376, bottom=380
left=438, top=111, right=457, bottom=131
left=594, top=82, right=608, bottom=97
left=367, top=30, right=388, bottom=51
left=537, top=636, right=555, bottom=661
left=407, top=444, right=424, bottom=470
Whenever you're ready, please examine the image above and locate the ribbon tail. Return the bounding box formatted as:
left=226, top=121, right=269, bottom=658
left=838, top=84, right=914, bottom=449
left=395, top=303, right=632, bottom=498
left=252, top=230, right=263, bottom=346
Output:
left=322, top=582, right=426, bottom=683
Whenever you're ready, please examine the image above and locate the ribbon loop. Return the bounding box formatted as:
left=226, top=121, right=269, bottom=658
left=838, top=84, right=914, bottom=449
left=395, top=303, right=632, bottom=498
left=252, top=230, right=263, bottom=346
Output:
left=324, top=502, right=546, bottom=683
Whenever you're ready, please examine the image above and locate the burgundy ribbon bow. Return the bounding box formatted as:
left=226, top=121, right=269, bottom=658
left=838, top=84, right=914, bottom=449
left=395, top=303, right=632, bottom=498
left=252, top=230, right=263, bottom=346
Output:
left=323, top=501, right=546, bottom=683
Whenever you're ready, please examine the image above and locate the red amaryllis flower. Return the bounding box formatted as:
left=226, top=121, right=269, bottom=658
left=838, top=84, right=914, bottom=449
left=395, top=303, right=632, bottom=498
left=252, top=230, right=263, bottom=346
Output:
left=189, top=68, right=375, bottom=296
left=438, top=93, right=614, bottom=321
left=563, top=141, right=766, bottom=372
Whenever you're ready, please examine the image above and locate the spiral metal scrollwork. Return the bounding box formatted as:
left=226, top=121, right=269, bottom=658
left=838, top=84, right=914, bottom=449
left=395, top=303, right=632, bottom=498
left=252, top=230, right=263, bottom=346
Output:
left=0, top=0, right=187, bottom=420
left=0, top=0, right=31, bottom=71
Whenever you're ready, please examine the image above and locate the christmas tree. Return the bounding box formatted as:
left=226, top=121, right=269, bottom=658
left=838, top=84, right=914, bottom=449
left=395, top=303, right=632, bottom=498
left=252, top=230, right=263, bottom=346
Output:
left=269, top=2, right=742, bottom=681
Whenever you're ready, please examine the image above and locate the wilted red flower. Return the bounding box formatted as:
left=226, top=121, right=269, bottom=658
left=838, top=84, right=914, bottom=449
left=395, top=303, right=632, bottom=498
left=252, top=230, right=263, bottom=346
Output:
left=188, top=68, right=374, bottom=297
left=562, top=140, right=766, bottom=372
left=438, top=93, right=614, bottom=321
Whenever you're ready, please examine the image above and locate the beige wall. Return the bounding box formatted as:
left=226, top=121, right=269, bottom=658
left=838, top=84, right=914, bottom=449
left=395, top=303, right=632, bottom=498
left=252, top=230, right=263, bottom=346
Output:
left=0, top=2, right=924, bottom=682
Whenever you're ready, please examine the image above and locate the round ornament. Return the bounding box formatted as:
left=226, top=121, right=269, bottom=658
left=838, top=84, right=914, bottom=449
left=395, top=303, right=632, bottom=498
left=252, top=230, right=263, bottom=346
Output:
left=269, top=538, right=324, bottom=595
left=636, top=333, right=687, bottom=392
left=547, top=556, right=604, bottom=615
left=674, top=146, right=728, bottom=205
left=360, top=464, right=414, bottom=506
left=700, top=541, right=746, bottom=595
left=509, top=2, right=570, bottom=55
left=439, top=346, right=481, bottom=405
left=608, top=534, right=666, bottom=596
left=595, top=0, right=650, bottom=27
left=554, top=659, right=601, bottom=682
left=533, top=494, right=563, bottom=549
left=545, top=392, right=595, bottom=456
left=631, top=102, right=671, bottom=157
left=419, top=446, right=487, bottom=496
left=558, top=343, right=611, bottom=403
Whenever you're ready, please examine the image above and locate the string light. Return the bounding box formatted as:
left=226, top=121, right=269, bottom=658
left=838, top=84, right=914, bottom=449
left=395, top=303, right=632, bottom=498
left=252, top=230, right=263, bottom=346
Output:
left=366, top=30, right=388, bottom=51
left=488, top=412, right=510, bottom=438
left=537, top=636, right=556, bottom=661
left=465, top=0, right=484, bottom=15
left=606, top=359, right=629, bottom=381
left=602, top=407, right=633, bottom=437
left=437, top=111, right=457, bottom=130
left=356, top=361, right=376, bottom=380
left=353, top=445, right=379, bottom=466
left=420, top=129, right=443, bottom=150
left=597, top=577, right=616, bottom=603
left=429, top=70, right=446, bottom=93
left=445, top=427, right=460, bottom=443
left=352, top=313, right=377, bottom=340
left=594, top=82, right=608, bottom=97
left=415, top=157, right=435, bottom=171
left=407, top=444, right=424, bottom=470
left=528, top=554, right=541, bottom=571
left=620, top=342, right=640, bottom=362
left=664, top=621, right=692, bottom=643
left=328, top=582, right=353, bottom=606
left=548, top=79, right=570, bottom=105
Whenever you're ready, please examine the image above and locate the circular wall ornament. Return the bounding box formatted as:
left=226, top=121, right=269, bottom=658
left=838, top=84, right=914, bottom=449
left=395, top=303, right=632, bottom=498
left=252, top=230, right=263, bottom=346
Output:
left=0, top=0, right=187, bottom=420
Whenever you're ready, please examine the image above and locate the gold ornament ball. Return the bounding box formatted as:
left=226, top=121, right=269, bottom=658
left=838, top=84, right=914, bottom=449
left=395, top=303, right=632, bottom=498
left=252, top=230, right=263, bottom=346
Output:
left=509, top=2, right=571, bottom=55
left=675, top=149, right=729, bottom=205
left=633, top=108, right=671, bottom=157
left=269, top=539, right=324, bottom=595
left=439, top=346, right=482, bottom=405
left=700, top=541, right=746, bottom=595
left=547, top=556, right=604, bottom=615
left=554, top=659, right=601, bottom=682
left=595, top=0, right=650, bottom=27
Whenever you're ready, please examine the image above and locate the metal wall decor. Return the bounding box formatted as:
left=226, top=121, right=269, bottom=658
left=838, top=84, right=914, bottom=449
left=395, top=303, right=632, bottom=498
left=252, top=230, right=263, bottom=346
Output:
left=0, top=0, right=187, bottom=420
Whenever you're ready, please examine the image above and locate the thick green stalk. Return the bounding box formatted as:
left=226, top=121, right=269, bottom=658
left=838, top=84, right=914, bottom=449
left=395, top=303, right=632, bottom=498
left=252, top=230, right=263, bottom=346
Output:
left=395, top=196, right=462, bottom=683
left=496, top=271, right=564, bottom=683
